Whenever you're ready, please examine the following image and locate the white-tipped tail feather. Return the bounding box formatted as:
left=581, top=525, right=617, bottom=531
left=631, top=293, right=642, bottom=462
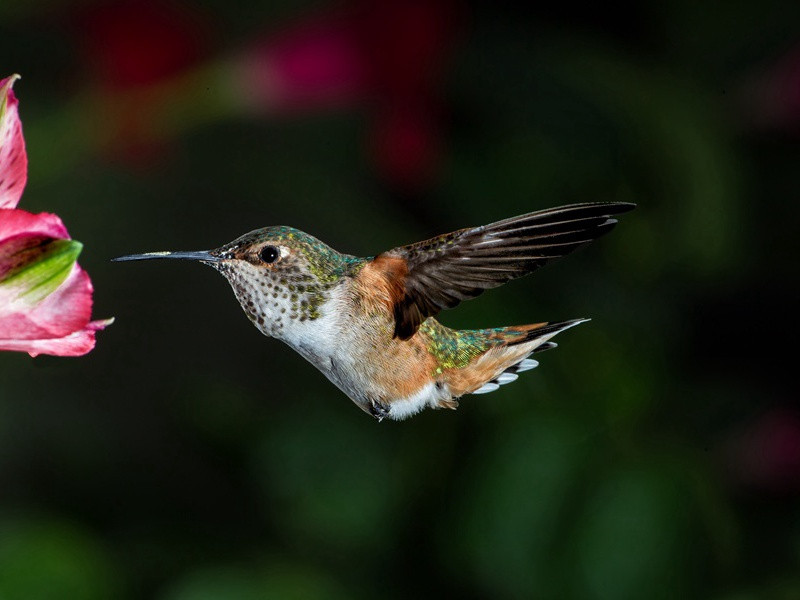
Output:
left=468, top=318, right=587, bottom=396
left=514, top=358, right=539, bottom=372
left=472, top=382, right=500, bottom=394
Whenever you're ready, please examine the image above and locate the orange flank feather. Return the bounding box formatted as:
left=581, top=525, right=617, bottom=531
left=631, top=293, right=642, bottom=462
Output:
left=369, top=333, right=438, bottom=399
left=353, top=254, right=408, bottom=314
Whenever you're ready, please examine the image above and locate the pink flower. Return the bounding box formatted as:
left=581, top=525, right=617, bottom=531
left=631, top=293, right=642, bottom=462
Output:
left=0, top=75, right=112, bottom=357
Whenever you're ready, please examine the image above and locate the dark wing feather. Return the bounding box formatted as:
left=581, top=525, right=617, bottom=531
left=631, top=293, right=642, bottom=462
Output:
left=378, top=202, right=635, bottom=339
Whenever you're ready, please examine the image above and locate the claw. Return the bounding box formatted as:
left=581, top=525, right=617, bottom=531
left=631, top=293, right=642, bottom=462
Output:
left=369, top=399, right=391, bottom=422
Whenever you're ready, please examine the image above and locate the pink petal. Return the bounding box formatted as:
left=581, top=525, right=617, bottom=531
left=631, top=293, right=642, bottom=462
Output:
left=0, top=264, right=93, bottom=340
left=0, top=209, right=70, bottom=244
left=0, top=317, right=113, bottom=357
left=0, top=75, right=28, bottom=209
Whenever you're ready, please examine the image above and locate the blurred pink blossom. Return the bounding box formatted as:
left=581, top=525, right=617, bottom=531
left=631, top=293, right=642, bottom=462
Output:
left=727, top=408, right=800, bottom=493
left=73, top=0, right=213, bottom=90
left=66, top=0, right=214, bottom=166
left=233, top=1, right=460, bottom=187
left=745, top=43, right=800, bottom=131
left=235, top=14, right=368, bottom=113
left=53, top=1, right=460, bottom=188
left=0, top=75, right=111, bottom=357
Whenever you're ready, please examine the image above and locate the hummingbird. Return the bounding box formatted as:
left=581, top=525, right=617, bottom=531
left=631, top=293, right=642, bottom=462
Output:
left=114, top=202, right=634, bottom=421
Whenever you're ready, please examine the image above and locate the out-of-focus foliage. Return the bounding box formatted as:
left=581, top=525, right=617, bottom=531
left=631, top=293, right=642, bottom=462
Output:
left=1, top=1, right=799, bottom=598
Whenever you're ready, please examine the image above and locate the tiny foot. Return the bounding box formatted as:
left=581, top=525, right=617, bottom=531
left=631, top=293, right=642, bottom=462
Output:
left=369, top=399, right=391, bottom=422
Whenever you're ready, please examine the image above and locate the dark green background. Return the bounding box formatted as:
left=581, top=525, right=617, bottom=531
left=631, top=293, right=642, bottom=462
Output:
left=2, top=1, right=799, bottom=598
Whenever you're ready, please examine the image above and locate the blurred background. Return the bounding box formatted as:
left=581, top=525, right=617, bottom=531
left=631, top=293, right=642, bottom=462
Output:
left=2, top=1, right=800, bottom=598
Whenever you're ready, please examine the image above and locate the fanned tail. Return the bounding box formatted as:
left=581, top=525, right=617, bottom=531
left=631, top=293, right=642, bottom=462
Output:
left=444, top=319, right=588, bottom=397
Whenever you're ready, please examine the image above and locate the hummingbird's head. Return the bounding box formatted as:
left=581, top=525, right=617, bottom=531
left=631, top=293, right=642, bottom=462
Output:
left=114, top=226, right=362, bottom=338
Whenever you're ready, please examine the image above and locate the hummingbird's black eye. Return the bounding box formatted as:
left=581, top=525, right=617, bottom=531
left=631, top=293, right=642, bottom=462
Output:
left=259, top=245, right=280, bottom=264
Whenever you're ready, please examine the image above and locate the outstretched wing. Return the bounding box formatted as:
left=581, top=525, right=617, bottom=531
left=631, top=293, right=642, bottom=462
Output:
left=374, top=202, right=635, bottom=339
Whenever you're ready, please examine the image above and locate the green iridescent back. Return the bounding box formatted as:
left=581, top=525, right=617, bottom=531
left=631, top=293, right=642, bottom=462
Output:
left=419, top=319, right=518, bottom=373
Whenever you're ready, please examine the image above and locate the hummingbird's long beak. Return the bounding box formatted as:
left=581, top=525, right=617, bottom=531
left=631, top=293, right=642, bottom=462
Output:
left=111, top=250, right=221, bottom=263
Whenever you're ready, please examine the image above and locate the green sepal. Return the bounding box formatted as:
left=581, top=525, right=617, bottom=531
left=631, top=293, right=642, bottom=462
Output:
left=1, top=238, right=82, bottom=306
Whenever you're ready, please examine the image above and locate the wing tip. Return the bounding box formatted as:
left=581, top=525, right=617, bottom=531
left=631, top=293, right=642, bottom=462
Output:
left=508, top=318, right=588, bottom=346
left=606, top=201, right=637, bottom=214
